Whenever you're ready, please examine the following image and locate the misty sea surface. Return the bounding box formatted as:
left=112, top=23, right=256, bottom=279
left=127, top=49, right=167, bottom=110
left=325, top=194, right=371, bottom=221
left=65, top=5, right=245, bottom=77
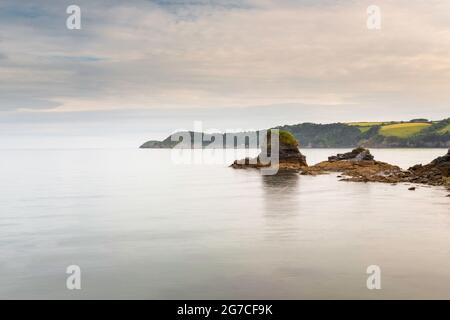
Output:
left=0, top=148, right=449, bottom=299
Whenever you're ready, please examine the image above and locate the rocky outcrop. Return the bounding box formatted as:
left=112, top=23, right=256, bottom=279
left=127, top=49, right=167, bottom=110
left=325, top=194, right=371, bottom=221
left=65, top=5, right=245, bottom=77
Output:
left=139, top=140, right=166, bottom=148
left=231, top=130, right=307, bottom=170
left=232, top=140, right=449, bottom=193
left=404, top=149, right=450, bottom=186
left=302, top=147, right=450, bottom=188
left=302, top=147, right=403, bottom=183
left=328, top=147, right=374, bottom=162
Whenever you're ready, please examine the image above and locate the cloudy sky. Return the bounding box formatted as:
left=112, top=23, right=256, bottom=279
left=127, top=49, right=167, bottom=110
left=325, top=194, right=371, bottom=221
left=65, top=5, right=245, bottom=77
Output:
left=1, top=0, right=449, bottom=147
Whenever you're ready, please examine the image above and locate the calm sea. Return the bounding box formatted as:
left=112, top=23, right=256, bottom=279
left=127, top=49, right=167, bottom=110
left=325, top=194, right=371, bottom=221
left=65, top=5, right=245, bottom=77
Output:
left=0, top=148, right=449, bottom=299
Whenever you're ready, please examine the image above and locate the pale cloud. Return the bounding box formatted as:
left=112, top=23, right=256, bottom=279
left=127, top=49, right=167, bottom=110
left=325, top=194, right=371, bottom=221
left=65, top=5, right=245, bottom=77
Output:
left=0, top=0, right=450, bottom=116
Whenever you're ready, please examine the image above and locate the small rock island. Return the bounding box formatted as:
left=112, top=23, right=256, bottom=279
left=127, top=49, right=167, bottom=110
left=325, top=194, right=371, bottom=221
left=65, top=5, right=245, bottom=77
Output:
left=302, top=147, right=404, bottom=183
left=231, top=130, right=308, bottom=170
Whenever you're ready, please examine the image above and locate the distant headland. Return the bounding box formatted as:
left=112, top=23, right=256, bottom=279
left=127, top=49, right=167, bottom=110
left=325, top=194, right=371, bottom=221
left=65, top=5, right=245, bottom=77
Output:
left=140, top=118, right=450, bottom=149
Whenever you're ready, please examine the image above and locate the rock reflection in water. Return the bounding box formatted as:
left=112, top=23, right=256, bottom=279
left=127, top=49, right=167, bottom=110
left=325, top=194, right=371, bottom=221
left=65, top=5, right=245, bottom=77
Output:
left=261, top=170, right=300, bottom=241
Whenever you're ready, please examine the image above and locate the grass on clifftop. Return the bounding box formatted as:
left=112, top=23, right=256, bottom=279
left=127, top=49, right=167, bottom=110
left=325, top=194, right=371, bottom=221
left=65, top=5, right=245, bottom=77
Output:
left=379, top=123, right=431, bottom=138
left=267, top=129, right=299, bottom=147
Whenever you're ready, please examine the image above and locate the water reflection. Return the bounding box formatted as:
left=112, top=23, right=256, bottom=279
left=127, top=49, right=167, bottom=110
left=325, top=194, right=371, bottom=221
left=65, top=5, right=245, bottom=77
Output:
left=261, top=170, right=300, bottom=241
left=261, top=170, right=299, bottom=192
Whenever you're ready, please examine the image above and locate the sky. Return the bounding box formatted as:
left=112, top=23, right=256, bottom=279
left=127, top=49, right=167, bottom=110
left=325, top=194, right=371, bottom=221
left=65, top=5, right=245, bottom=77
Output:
left=0, top=0, right=449, bottom=148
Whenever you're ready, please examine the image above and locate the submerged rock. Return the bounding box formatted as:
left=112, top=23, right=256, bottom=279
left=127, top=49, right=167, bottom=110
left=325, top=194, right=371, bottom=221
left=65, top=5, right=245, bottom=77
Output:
left=231, top=130, right=307, bottom=170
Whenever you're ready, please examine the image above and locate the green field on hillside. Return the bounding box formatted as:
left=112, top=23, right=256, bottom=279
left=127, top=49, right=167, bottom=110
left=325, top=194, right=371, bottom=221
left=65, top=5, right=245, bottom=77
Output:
left=347, top=121, right=434, bottom=137
left=348, top=123, right=374, bottom=133
left=348, top=122, right=382, bottom=126
left=347, top=122, right=385, bottom=133
left=378, top=123, right=431, bottom=138
left=357, top=127, right=372, bottom=133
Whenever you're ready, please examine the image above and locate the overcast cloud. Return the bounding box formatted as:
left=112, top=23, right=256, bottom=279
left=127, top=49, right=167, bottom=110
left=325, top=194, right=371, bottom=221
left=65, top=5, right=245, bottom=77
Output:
left=0, top=0, right=449, bottom=147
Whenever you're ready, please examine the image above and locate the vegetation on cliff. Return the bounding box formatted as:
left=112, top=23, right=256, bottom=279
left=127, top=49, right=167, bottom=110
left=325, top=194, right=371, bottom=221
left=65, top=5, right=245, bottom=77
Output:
left=277, top=118, right=450, bottom=148
left=140, top=118, right=450, bottom=149
left=265, top=129, right=299, bottom=147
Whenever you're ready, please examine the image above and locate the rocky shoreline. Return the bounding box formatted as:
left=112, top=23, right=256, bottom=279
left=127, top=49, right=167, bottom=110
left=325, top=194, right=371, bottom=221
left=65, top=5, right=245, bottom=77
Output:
left=302, top=148, right=450, bottom=188
left=231, top=133, right=450, bottom=193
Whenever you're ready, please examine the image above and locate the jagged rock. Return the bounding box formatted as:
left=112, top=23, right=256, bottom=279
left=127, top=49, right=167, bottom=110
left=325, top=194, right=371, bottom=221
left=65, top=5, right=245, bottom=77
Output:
left=328, top=147, right=374, bottom=162
left=302, top=148, right=403, bottom=183
left=231, top=130, right=307, bottom=170
left=405, top=149, right=450, bottom=186
left=302, top=148, right=450, bottom=191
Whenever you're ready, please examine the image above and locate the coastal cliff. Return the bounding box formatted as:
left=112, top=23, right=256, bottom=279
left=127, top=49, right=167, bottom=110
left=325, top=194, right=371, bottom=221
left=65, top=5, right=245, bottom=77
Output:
left=140, top=118, right=450, bottom=149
